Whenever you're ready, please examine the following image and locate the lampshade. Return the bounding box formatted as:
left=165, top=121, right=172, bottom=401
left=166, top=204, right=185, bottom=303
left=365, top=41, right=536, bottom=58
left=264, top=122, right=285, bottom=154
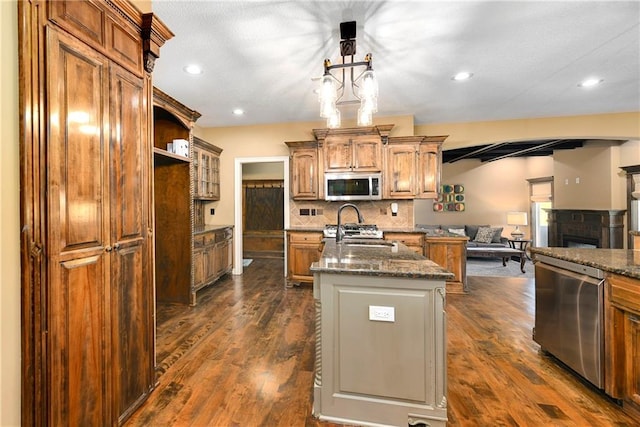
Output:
left=507, top=212, right=528, bottom=226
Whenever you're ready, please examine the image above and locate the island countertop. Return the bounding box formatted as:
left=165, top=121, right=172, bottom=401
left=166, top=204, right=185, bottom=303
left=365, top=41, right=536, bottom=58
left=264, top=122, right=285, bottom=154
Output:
left=530, top=247, right=640, bottom=280
left=311, top=239, right=454, bottom=280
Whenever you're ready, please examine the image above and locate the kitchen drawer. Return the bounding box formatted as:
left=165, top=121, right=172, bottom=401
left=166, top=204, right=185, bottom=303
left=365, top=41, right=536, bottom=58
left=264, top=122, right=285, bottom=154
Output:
left=288, top=231, right=323, bottom=244
left=384, top=232, right=424, bottom=247
left=608, top=274, right=640, bottom=315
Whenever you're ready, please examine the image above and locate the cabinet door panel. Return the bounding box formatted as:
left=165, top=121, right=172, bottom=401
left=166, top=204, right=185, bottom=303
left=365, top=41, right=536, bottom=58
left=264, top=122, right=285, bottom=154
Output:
left=291, top=148, right=318, bottom=199
left=47, top=30, right=112, bottom=426
left=324, top=138, right=352, bottom=171
left=387, top=145, right=417, bottom=198
left=110, top=62, right=154, bottom=420
left=48, top=28, right=109, bottom=253
left=418, top=144, right=440, bottom=198
left=624, top=314, right=640, bottom=410
left=50, top=255, right=110, bottom=426
left=352, top=137, right=382, bottom=171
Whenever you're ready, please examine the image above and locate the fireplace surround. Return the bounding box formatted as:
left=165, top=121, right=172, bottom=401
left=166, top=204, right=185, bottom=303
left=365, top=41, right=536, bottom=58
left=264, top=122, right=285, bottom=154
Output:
left=547, top=209, right=626, bottom=249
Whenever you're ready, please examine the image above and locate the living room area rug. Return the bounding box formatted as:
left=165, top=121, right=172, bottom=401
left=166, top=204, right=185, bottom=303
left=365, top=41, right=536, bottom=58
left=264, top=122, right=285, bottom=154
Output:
left=466, top=257, right=534, bottom=279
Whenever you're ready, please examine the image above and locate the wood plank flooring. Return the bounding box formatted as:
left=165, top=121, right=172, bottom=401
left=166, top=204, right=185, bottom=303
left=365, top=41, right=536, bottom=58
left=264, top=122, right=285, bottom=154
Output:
left=124, top=259, right=637, bottom=426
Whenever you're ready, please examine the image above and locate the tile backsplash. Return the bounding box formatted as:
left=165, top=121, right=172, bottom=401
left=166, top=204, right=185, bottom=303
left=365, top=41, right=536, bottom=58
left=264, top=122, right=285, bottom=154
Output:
left=290, top=199, right=414, bottom=229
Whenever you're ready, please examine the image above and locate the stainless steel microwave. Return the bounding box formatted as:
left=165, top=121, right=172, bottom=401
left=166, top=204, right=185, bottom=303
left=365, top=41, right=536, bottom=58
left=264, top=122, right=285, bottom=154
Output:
left=324, top=172, right=382, bottom=201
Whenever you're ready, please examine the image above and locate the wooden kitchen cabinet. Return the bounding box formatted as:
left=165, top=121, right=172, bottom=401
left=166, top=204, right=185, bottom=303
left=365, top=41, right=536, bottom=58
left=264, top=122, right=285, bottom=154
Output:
left=193, top=227, right=233, bottom=294
left=417, top=143, right=442, bottom=198
left=605, top=273, right=640, bottom=419
left=384, top=232, right=424, bottom=254
left=19, top=1, right=172, bottom=424
left=384, top=136, right=446, bottom=199
left=287, top=231, right=324, bottom=284
left=287, top=141, right=320, bottom=200
left=314, top=125, right=393, bottom=174
left=193, top=136, right=222, bottom=200
left=424, top=236, right=468, bottom=294
left=385, top=144, right=418, bottom=198
left=323, top=135, right=382, bottom=172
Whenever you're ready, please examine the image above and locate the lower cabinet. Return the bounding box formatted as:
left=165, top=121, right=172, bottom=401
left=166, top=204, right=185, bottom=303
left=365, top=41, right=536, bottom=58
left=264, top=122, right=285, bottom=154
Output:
left=605, top=273, right=640, bottom=420
left=424, top=236, right=468, bottom=294
left=384, top=232, right=424, bottom=254
left=193, top=227, right=233, bottom=302
left=287, top=231, right=324, bottom=284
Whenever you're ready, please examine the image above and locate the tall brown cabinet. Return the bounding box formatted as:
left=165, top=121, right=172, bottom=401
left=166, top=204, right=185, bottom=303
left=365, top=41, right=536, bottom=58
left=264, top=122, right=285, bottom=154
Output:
left=19, top=1, right=172, bottom=425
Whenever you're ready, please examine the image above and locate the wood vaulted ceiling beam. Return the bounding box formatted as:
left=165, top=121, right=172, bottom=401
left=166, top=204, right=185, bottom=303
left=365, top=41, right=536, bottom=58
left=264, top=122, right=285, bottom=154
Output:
left=485, top=139, right=567, bottom=162
left=445, top=142, right=512, bottom=163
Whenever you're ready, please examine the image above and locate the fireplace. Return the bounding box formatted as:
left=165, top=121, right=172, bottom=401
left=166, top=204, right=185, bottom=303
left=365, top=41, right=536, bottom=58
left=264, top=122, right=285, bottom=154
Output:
left=547, top=209, right=625, bottom=249
left=563, top=235, right=599, bottom=248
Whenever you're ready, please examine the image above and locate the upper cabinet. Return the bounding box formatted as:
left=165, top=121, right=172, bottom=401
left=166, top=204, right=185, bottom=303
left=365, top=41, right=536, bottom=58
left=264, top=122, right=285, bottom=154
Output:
left=323, top=136, right=382, bottom=172
left=193, top=136, right=223, bottom=201
left=315, top=125, right=392, bottom=173
left=285, top=125, right=446, bottom=201
left=286, top=141, right=319, bottom=200
left=384, top=136, right=446, bottom=199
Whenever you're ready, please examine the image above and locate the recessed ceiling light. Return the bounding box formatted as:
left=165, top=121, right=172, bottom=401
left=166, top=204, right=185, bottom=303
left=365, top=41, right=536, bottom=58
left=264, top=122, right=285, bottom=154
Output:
left=232, top=108, right=244, bottom=116
left=452, top=72, right=473, bottom=81
left=183, top=64, right=203, bottom=75
left=578, top=78, right=603, bottom=88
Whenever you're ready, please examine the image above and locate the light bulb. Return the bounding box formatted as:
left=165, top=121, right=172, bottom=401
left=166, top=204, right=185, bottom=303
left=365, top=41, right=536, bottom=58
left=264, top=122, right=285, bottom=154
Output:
left=327, top=109, right=341, bottom=128
left=359, top=70, right=378, bottom=100
left=319, top=75, right=337, bottom=103
left=357, top=106, right=372, bottom=126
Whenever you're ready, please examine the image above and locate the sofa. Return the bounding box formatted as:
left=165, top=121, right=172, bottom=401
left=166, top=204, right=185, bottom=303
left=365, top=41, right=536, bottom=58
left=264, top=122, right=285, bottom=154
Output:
left=416, top=224, right=509, bottom=248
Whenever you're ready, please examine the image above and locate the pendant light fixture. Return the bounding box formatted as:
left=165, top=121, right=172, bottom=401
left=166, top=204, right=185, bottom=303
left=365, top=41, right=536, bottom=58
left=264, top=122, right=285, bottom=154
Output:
left=318, top=21, right=378, bottom=128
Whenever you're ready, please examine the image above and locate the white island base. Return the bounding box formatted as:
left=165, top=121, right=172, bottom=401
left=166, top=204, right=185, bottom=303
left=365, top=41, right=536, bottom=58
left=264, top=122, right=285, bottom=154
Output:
left=312, top=272, right=448, bottom=427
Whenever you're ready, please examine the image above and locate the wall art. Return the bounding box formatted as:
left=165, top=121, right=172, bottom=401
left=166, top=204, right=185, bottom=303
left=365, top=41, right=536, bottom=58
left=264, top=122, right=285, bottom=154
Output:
left=434, top=183, right=464, bottom=212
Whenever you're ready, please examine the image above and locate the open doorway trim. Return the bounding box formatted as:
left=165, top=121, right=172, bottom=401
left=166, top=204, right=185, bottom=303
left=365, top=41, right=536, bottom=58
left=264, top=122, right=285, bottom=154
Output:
left=233, top=156, right=290, bottom=275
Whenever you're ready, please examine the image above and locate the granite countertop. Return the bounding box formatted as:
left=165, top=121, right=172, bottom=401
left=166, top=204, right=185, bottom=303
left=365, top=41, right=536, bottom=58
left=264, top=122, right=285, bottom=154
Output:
left=530, top=247, right=640, bottom=280
left=286, top=226, right=467, bottom=238
left=286, top=227, right=324, bottom=232
left=311, top=239, right=454, bottom=280
left=631, top=231, right=640, bottom=236
left=193, top=224, right=233, bottom=234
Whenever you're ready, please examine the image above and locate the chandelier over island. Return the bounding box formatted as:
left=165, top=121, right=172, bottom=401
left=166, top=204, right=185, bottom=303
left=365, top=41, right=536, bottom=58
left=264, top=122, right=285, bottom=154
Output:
left=318, top=21, right=378, bottom=128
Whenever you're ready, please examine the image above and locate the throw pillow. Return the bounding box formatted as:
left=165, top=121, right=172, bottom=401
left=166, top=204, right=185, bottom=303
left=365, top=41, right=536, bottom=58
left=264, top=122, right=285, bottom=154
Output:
left=448, top=228, right=466, bottom=236
left=474, top=226, right=497, bottom=244
left=465, top=225, right=489, bottom=240
left=491, top=227, right=504, bottom=243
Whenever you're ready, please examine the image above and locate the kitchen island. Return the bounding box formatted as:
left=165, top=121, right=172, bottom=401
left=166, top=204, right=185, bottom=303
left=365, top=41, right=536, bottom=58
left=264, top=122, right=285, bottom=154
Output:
left=530, top=247, right=640, bottom=421
left=311, top=239, right=453, bottom=427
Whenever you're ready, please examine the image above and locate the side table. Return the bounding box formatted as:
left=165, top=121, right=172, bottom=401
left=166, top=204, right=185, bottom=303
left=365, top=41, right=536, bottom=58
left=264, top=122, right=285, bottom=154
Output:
left=508, top=239, right=532, bottom=260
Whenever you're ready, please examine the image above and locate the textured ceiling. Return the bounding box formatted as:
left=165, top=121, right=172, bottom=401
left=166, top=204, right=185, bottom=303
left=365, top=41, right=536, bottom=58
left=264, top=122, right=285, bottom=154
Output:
left=151, top=1, right=640, bottom=128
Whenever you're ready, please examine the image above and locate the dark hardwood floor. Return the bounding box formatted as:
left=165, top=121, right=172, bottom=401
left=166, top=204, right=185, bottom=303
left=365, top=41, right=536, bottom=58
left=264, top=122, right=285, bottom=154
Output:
left=124, top=259, right=637, bottom=426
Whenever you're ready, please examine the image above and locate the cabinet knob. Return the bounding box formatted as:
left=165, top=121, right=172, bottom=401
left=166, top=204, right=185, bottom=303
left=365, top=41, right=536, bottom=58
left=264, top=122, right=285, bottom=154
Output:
left=105, top=245, right=113, bottom=252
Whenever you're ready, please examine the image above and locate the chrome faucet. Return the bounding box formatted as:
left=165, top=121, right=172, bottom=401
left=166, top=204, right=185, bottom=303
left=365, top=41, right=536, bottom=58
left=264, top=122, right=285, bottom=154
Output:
left=336, top=203, right=365, bottom=243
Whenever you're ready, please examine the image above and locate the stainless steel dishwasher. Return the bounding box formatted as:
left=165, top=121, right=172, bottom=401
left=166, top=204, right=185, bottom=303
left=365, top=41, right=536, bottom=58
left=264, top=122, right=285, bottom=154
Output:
left=533, top=254, right=605, bottom=389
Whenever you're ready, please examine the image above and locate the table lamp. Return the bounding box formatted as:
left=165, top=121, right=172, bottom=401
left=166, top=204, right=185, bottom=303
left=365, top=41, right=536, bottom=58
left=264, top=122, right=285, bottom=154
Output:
left=507, top=211, right=528, bottom=239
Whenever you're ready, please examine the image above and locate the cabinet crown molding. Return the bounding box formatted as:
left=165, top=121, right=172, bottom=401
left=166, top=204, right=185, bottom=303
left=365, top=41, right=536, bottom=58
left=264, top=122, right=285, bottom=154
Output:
left=312, top=124, right=395, bottom=141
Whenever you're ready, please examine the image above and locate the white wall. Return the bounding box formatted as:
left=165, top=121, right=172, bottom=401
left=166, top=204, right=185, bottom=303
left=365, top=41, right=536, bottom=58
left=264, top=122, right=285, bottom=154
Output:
left=415, top=156, right=554, bottom=239
left=1, top=1, right=21, bottom=425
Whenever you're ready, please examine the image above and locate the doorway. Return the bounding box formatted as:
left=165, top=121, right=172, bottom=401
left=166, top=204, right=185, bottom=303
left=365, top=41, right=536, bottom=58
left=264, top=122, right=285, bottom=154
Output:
left=527, top=177, right=554, bottom=247
left=233, top=157, right=289, bottom=275
left=242, top=179, right=285, bottom=259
